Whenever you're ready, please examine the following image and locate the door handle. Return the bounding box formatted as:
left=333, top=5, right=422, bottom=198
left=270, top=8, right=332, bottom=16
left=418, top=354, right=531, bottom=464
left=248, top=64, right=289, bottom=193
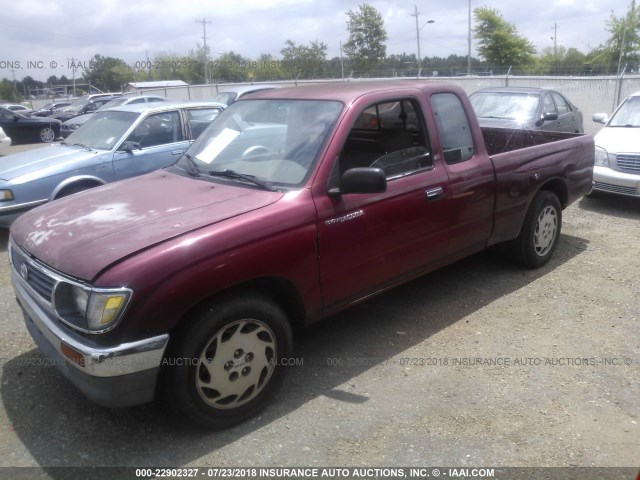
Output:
left=172, top=150, right=185, bottom=156
left=425, top=186, right=444, bottom=200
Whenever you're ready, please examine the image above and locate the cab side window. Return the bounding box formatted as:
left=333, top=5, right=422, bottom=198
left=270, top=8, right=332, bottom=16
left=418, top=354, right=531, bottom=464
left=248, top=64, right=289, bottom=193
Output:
left=338, top=99, right=431, bottom=180
left=431, top=93, right=474, bottom=164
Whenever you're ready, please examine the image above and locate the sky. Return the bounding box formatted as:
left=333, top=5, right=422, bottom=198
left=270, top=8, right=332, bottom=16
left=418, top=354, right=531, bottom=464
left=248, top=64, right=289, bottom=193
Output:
left=0, top=0, right=633, bottom=82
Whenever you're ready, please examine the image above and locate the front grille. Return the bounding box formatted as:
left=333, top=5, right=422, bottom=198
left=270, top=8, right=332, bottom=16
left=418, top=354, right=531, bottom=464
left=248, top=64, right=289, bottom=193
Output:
left=10, top=248, right=57, bottom=301
left=616, top=154, right=640, bottom=173
left=593, top=182, right=639, bottom=196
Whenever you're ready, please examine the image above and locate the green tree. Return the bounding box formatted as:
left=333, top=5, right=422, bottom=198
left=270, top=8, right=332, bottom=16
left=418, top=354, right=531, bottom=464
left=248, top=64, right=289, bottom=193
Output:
left=210, top=51, right=252, bottom=82
left=0, top=79, right=20, bottom=102
left=535, top=46, right=587, bottom=75
left=473, top=7, right=536, bottom=73
left=343, top=3, right=387, bottom=76
left=589, top=8, right=640, bottom=74
left=280, top=40, right=328, bottom=78
left=253, top=54, right=285, bottom=81
left=82, top=54, right=133, bottom=91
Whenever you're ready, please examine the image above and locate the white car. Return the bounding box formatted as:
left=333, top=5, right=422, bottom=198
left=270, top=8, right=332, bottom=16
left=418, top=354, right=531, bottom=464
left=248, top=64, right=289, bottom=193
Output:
left=0, top=127, right=11, bottom=156
left=592, top=91, right=640, bottom=197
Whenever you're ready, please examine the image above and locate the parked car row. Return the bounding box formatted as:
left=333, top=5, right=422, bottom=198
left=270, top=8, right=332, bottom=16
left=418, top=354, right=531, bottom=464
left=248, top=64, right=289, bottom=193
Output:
left=1, top=84, right=638, bottom=203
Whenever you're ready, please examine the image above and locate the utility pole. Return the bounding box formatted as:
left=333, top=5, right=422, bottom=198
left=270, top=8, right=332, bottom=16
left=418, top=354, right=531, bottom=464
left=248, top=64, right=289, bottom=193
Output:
left=339, top=41, right=345, bottom=80
left=551, top=23, right=558, bottom=58
left=411, top=5, right=421, bottom=72
left=196, top=18, right=212, bottom=84
left=67, top=58, right=78, bottom=96
left=468, top=0, right=472, bottom=75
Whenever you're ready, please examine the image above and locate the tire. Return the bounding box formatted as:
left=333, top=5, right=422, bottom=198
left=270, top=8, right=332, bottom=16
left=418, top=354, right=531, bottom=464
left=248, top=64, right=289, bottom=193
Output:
left=56, top=183, right=94, bottom=199
left=509, top=191, right=562, bottom=268
left=39, top=126, right=56, bottom=143
left=160, top=292, right=293, bottom=429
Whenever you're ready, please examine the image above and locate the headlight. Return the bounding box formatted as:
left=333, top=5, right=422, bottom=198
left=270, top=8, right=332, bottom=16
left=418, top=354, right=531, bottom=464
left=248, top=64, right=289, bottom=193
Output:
left=0, top=190, right=14, bottom=201
left=53, top=281, right=131, bottom=332
left=594, top=146, right=610, bottom=167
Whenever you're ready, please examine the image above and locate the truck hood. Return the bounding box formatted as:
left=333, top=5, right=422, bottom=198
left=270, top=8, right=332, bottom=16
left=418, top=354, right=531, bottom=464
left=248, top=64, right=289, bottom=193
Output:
left=0, top=144, right=103, bottom=181
left=594, top=127, right=640, bottom=154
left=11, top=170, right=284, bottom=281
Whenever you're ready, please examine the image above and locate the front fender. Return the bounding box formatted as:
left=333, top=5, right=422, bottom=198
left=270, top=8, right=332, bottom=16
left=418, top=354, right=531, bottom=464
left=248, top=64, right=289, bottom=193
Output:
left=49, top=174, right=108, bottom=200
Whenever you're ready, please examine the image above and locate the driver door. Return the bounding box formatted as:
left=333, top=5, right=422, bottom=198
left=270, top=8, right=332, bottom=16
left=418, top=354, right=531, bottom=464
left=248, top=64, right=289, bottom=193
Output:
left=313, top=97, right=453, bottom=310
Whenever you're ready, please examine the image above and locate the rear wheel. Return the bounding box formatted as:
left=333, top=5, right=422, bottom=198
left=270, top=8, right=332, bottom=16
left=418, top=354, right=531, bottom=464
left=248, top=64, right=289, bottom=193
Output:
left=509, top=191, right=562, bottom=268
left=161, top=292, right=293, bottom=429
left=39, top=126, right=56, bottom=143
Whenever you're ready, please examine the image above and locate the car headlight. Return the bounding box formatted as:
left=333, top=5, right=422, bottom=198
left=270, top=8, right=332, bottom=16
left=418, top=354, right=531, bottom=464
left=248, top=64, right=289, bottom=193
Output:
left=0, top=190, right=14, bottom=201
left=594, top=146, right=610, bottom=167
left=53, top=281, right=131, bottom=332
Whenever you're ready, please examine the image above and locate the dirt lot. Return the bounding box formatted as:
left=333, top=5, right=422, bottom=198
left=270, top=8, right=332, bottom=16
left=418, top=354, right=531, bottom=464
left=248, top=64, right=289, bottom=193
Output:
left=0, top=142, right=637, bottom=475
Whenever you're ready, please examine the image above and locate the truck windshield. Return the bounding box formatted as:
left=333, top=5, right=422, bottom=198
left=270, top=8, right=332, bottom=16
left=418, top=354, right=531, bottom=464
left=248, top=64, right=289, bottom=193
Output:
left=608, top=96, right=640, bottom=127
left=64, top=111, right=140, bottom=150
left=181, top=99, right=343, bottom=187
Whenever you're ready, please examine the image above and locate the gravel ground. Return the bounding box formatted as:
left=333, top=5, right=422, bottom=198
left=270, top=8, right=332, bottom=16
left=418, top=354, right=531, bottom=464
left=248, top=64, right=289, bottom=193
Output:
left=0, top=141, right=637, bottom=475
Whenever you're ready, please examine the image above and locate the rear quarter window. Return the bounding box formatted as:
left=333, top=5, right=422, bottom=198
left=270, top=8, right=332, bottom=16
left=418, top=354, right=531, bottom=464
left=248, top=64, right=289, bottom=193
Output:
left=430, top=93, right=474, bottom=164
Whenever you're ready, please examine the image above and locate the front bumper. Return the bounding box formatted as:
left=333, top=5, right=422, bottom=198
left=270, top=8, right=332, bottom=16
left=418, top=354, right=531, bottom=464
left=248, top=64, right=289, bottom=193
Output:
left=11, top=251, right=169, bottom=408
left=592, top=165, right=640, bottom=197
left=0, top=199, right=48, bottom=227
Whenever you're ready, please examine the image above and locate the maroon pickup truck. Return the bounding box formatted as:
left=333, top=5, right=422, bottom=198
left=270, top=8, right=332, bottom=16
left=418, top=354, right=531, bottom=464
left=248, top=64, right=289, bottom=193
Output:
left=9, top=81, right=594, bottom=429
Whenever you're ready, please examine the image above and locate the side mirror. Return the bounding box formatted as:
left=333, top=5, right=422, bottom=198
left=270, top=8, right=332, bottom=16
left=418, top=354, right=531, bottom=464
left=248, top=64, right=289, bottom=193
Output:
left=120, top=141, right=142, bottom=152
left=535, top=112, right=559, bottom=127
left=333, top=167, right=387, bottom=195
left=592, top=113, right=608, bottom=124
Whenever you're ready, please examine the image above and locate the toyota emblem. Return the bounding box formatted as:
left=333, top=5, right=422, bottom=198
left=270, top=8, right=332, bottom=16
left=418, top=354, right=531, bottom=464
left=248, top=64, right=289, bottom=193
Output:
left=20, top=263, right=29, bottom=281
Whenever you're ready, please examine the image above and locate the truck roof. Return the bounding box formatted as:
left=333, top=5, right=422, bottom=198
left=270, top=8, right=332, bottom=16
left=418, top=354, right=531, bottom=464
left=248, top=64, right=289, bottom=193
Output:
left=241, top=80, right=460, bottom=103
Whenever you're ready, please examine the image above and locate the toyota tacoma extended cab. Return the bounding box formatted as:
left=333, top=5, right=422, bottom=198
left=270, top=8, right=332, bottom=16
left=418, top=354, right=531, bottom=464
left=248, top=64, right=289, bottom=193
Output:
left=9, top=81, right=594, bottom=429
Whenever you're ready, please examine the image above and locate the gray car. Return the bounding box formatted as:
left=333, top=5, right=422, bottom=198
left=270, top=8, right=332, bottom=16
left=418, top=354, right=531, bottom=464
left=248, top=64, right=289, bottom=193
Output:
left=0, top=101, right=225, bottom=226
left=60, top=95, right=169, bottom=138
left=469, top=87, right=584, bottom=133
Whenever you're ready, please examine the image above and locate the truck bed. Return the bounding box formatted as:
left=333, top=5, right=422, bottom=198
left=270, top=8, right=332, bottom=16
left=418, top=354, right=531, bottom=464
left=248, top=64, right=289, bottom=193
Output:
left=481, top=127, right=582, bottom=156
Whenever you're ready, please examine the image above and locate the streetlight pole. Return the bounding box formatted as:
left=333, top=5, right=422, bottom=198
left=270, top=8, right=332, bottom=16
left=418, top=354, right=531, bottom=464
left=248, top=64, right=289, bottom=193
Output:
left=411, top=5, right=434, bottom=76
left=468, top=0, right=472, bottom=75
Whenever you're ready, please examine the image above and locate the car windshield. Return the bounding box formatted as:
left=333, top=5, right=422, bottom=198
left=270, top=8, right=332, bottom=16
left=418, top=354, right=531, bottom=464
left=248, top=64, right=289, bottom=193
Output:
left=98, top=98, right=128, bottom=111
left=64, top=110, right=139, bottom=150
left=212, top=92, right=238, bottom=105
left=470, top=92, right=539, bottom=123
left=180, top=99, right=343, bottom=188
left=67, top=97, right=90, bottom=112
left=608, top=96, right=640, bottom=127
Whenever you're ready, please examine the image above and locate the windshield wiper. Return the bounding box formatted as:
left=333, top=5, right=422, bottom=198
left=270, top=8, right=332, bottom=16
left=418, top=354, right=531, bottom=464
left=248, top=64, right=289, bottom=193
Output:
left=179, top=153, right=201, bottom=177
left=207, top=169, right=277, bottom=192
left=61, top=141, right=92, bottom=151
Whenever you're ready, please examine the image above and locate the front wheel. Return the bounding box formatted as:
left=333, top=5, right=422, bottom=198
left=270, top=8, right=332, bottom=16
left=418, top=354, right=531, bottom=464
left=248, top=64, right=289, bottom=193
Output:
left=39, top=126, right=57, bottom=143
left=160, top=292, right=293, bottom=429
left=509, top=191, right=562, bottom=268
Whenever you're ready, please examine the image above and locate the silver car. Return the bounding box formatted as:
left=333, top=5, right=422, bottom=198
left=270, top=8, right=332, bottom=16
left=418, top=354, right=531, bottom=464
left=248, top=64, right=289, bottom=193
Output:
left=592, top=91, right=640, bottom=197
left=0, top=101, right=225, bottom=226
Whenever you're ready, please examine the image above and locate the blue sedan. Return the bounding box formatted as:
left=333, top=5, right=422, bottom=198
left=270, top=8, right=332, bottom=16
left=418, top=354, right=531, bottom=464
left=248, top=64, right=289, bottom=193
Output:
left=0, top=101, right=225, bottom=226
